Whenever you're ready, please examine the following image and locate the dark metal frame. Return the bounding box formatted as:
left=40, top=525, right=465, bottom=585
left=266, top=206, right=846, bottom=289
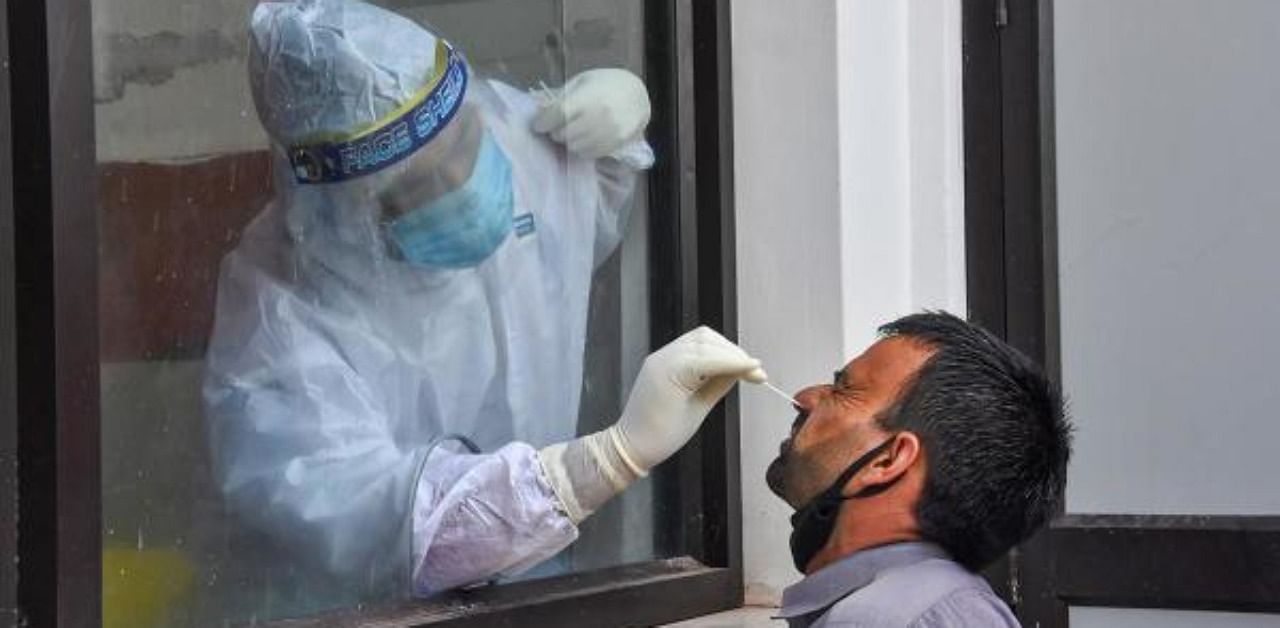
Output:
left=0, top=2, right=15, bottom=624
left=1052, top=515, right=1280, bottom=613
left=0, top=0, right=742, bottom=625
left=5, top=0, right=102, bottom=624
left=962, top=0, right=1280, bottom=625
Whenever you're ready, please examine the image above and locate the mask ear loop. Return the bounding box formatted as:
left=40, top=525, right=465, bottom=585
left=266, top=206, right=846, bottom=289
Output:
left=828, top=436, right=899, bottom=505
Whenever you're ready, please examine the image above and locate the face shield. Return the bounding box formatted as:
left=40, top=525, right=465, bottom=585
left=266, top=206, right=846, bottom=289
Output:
left=374, top=103, right=516, bottom=270
left=248, top=0, right=515, bottom=275
left=376, top=104, right=484, bottom=223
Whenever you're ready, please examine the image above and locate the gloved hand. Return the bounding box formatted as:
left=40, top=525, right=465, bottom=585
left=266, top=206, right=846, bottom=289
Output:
left=612, top=326, right=767, bottom=473
left=531, top=68, right=651, bottom=159
left=538, top=327, right=765, bottom=523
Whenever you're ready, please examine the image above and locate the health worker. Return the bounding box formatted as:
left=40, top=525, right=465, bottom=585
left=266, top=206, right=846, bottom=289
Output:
left=203, top=0, right=765, bottom=598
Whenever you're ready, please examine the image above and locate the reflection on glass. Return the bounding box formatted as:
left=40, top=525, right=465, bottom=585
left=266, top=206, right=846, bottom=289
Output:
left=97, top=0, right=653, bottom=623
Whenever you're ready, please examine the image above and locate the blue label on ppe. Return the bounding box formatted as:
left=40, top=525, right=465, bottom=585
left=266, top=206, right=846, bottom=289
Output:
left=288, top=49, right=469, bottom=185
left=514, top=213, right=536, bottom=237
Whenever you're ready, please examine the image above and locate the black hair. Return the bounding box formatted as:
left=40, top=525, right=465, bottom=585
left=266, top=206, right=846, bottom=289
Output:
left=877, top=311, right=1072, bottom=570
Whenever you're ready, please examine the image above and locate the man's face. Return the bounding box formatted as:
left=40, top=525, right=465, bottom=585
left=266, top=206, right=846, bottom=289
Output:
left=766, top=336, right=934, bottom=508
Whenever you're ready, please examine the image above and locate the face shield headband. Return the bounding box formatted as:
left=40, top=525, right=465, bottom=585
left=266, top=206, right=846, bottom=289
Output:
left=287, top=40, right=469, bottom=185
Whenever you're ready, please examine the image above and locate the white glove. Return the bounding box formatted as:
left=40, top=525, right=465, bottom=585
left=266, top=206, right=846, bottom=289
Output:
left=531, top=68, right=651, bottom=159
left=612, top=326, right=767, bottom=473
left=538, top=327, right=765, bottom=523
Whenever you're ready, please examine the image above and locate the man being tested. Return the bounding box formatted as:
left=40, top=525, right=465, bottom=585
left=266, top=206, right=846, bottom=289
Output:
left=204, top=0, right=764, bottom=600
left=768, top=312, right=1072, bottom=627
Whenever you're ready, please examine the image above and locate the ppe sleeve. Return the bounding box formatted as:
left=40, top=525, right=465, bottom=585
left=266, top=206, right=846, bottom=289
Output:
left=592, top=139, right=655, bottom=267
left=203, top=251, right=427, bottom=591
left=411, top=442, right=579, bottom=596
left=205, top=252, right=579, bottom=595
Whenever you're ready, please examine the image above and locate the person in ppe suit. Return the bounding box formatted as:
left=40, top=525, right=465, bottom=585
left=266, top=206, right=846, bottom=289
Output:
left=203, top=0, right=767, bottom=600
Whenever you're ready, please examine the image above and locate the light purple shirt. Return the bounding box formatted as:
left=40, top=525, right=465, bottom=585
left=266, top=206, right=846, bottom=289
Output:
left=777, top=542, right=1020, bottom=628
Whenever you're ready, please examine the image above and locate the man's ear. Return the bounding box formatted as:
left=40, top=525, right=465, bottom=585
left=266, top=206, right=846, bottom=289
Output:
left=862, top=432, right=921, bottom=488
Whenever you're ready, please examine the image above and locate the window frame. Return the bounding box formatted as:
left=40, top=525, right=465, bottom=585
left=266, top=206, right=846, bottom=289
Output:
left=0, top=1, right=16, bottom=623
left=962, top=0, right=1280, bottom=625
left=0, top=0, right=743, bottom=625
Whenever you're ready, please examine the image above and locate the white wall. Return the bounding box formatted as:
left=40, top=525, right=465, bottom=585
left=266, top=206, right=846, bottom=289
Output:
left=732, top=0, right=965, bottom=606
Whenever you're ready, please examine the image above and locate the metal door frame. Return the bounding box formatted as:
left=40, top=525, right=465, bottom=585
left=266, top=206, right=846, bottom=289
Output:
left=962, top=0, right=1280, bottom=625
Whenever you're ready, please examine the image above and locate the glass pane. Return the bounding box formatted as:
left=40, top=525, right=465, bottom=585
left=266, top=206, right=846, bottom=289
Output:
left=95, top=0, right=659, bottom=624
left=1055, top=0, right=1280, bottom=515
left=1071, top=607, right=1280, bottom=628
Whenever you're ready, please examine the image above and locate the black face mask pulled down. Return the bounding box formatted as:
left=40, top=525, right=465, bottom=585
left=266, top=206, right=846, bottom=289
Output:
left=789, top=438, right=897, bottom=573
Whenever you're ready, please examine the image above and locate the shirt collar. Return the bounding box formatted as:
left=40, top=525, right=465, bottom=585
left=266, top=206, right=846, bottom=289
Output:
left=777, top=541, right=950, bottom=619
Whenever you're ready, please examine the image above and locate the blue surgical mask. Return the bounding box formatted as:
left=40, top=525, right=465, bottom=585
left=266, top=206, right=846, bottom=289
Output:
left=387, top=130, right=514, bottom=269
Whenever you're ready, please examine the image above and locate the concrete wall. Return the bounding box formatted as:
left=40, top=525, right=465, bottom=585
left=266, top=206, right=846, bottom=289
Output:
left=90, top=0, right=634, bottom=161
left=732, top=0, right=966, bottom=605
left=91, top=0, right=265, bottom=161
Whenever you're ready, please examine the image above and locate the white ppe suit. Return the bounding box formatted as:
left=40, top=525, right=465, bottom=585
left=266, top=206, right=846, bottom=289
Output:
left=203, top=0, right=653, bottom=597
